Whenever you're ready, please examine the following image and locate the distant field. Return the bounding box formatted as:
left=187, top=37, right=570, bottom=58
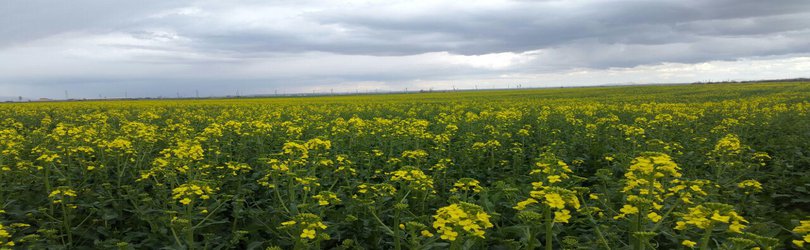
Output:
left=1, top=82, right=809, bottom=249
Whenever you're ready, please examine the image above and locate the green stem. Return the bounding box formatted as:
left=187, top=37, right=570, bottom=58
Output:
left=630, top=213, right=639, bottom=250
left=637, top=208, right=646, bottom=250
left=45, top=163, right=54, bottom=215
left=272, top=176, right=291, bottom=214
left=186, top=204, right=195, bottom=250
left=61, top=203, right=73, bottom=248
left=370, top=210, right=395, bottom=235
left=544, top=208, right=553, bottom=250
left=394, top=208, right=402, bottom=250
left=231, top=180, right=243, bottom=233
left=699, top=226, right=713, bottom=250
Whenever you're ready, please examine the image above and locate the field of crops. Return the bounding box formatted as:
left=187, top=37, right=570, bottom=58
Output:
left=1, top=82, right=809, bottom=249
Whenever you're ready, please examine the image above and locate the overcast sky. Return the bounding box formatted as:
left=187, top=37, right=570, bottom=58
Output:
left=1, top=0, right=809, bottom=99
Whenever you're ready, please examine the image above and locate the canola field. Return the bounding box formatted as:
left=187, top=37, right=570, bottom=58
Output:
left=1, top=82, right=809, bottom=249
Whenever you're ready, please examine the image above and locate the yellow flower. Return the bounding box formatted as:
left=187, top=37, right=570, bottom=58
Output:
left=711, top=212, right=730, bottom=223
left=614, top=204, right=639, bottom=220
left=729, top=221, right=746, bottom=233
left=440, top=229, right=458, bottom=241
left=554, top=209, right=572, bottom=223
left=180, top=198, right=192, bottom=205
left=544, top=193, right=565, bottom=209
left=620, top=205, right=639, bottom=215
left=514, top=198, right=538, bottom=211
left=420, top=230, right=434, bottom=237
left=300, top=229, right=316, bottom=240
left=648, top=212, right=662, bottom=223
left=682, top=240, right=697, bottom=248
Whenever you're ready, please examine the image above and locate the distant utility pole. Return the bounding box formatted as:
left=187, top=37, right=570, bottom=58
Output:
left=64, top=90, right=69, bottom=100
left=195, top=89, right=199, bottom=98
left=124, top=89, right=128, bottom=98
left=274, top=89, right=278, bottom=96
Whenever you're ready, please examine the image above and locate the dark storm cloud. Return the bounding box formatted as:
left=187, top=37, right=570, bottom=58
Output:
left=304, top=0, right=810, bottom=56
left=3, top=0, right=809, bottom=63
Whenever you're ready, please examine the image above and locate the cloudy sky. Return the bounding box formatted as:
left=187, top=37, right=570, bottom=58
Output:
left=1, top=0, right=810, bottom=99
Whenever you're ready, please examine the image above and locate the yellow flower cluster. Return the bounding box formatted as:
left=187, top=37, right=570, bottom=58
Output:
left=333, top=154, right=355, bottom=175
left=430, top=158, right=453, bottom=171
left=170, top=140, right=204, bottom=161
left=266, top=158, right=289, bottom=172
left=518, top=186, right=580, bottom=223
left=304, top=138, right=331, bottom=152
left=713, top=134, right=742, bottom=156
left=529, top=152, right=573, bottom=184
left=450, top=178, right=483, bottom=193
left=0, top=128, right=23, bottom=158
left=736, top=179, right=763, bottom=194
left=172, top=183, right=214, bottom=205
left=224, top=162, right=251, bottom=176
left=104, top=137, right=134, bottom=153
left=36, top=152, right=60, bottom=163
left=616, top=152, right=681, bottom=220
left=389, top=166, right=434, bottom=192
left=432, top=202, right=494, bottom=241
left=515, top=153, right=579, bottom=223
left=294, top=176, right=320, bottom=192
left=280, top=213, right=328, bottom=241
left=793, top=220, right=810, bottom=248
left=48, top=186, right=77, bottom=205
left=260, top=138, right=335, bottom=182
left=312, top=191, right=341, bottom=206
left=471, top=140, right=501, bottom=151
left=0, top=222, right=13, bottom=249
left=667, top=179, right=711, bottom=205
left=354, top=183, right=397, bottom=202
left=401, top=149, right=428, bottom=160
left=282, top=141, right=309, bottom=159
left=675, top=202, right=747, bottom=233
left=751, top=152, right=770, bottom=166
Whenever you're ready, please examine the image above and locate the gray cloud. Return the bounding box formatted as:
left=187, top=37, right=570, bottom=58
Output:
left=0, top=0, right=809, bottom=98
